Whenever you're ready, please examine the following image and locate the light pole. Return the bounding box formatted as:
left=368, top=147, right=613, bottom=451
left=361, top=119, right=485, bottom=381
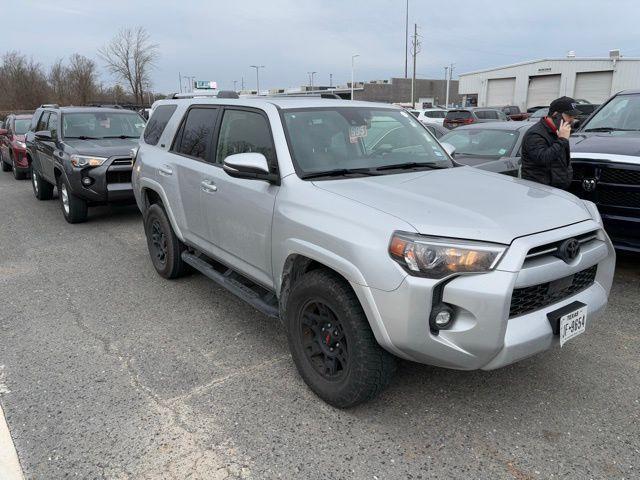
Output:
left=351, top=54, right=359, bottom=100
left=250, top=65, right=265, bottom=95
left=445, top=63, right=454, bottom=108
left=307, top=71, right=317, bottom=91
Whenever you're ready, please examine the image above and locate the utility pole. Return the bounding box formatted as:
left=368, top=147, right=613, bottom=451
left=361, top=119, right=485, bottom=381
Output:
left=404, top=0, right=409, bottom=78
left=250, top=65, right=265, bottom=95
left=307, top=71, right=317, bottom=91
left=241, top=76, right=245, bottom=91
left=411, top=23, right=420, bottom=109
left=329, top=73, right=333, bottom=87
left=233, top=80, right=238, bottom=92
left=445, top=63, right=454, bottom=108
left=178, top=72, right=182, bottom=93
left=351, top=54, right=360, bottom=100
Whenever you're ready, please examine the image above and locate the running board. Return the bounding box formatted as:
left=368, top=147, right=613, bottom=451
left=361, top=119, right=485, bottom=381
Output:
left=181, top=252, right=280, bottom=318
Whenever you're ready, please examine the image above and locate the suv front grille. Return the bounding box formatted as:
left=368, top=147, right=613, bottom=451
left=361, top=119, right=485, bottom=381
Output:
left=599, top=189, right=640, bottom=209
left=599, top=168, right=640, bottom=185
left=524, top=231, right=598, bottom=260
left=509, top=265, right=597, bottom=318
left=106, top=170, right=132, bottom=184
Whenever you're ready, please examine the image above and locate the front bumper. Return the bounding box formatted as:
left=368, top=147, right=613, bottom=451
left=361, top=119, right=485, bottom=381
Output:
left=66, top=156, right=134, bottom=204
left=354, top=220, right=615, bottom=370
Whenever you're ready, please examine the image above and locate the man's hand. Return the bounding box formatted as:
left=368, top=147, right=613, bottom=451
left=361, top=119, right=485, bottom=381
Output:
left=558, top=120, right=571, bottom=139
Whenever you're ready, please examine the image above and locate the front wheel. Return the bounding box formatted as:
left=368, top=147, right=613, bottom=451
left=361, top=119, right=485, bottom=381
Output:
left=58, top=177, right=88, bottom=223
left=31, top=168, right=54, bottom=200
left=143, top=203, right=189, bottom=279
left=12, top=158, right=27, bottom=180
left=286, top=269, right=396, bottom=408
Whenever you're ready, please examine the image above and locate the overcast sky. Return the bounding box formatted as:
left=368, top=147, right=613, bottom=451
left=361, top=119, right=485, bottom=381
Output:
left=7, top=0, right=640, bottom=93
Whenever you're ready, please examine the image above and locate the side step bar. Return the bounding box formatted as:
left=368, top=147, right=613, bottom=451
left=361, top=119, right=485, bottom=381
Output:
left=181, top=252, right=280, bottom=318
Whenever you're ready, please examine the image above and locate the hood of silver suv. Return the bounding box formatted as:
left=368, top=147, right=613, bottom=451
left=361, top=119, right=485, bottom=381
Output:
left=313, top=167, right=591, bottom=244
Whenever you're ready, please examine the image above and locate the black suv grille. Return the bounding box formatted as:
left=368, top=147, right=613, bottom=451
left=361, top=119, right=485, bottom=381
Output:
left=509, top=265, right=597, bottom=318
left=599, top=168, right=640, bottom=185
left=599, top=189, right=640, bottom=209
left=106, top=170, right=132, bottom=184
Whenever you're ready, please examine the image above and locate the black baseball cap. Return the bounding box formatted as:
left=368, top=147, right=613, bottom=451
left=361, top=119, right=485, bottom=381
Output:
left=549, top=96, right=582, bottom=117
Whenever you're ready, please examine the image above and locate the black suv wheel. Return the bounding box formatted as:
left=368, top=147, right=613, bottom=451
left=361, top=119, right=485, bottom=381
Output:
left=31, top=168, right=54, bottom=200
left=58, top=177, right=88, bottom=223
left=286, top=269, right=396, bottom=408
left=144, top=203, right=189, bottom=279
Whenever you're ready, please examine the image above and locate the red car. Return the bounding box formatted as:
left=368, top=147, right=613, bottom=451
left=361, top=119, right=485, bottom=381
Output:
left=1, top=113, right=33, bottom=179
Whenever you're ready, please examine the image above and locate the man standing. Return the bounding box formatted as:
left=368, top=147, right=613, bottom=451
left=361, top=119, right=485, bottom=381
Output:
left=521, top=96, right=582, bottom=189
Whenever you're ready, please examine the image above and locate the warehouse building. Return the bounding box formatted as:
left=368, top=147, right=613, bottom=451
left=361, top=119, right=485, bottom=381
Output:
left=458, top=51, right=640, bottom=110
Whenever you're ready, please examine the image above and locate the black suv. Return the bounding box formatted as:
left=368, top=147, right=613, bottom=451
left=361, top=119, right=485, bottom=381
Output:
left=571, top=90, right=640, bottom=252
left=25, top=106, right=146, bottom=223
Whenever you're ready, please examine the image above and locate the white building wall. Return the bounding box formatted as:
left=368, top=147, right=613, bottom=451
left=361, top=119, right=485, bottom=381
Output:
left=459, top=58, right=640, bottom=109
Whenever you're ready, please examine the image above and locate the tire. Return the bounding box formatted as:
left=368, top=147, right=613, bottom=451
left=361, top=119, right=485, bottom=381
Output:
left=286, top=269, right=396, bottom=408
left=58, top=177, right=88, bottom=223
left=144, top=203, right=189, bottom=279
left=31, top=168, right=54, bottom=200
left=12, top=157, right=27, bottom=180
left=1, top=152, right=10, bottom=172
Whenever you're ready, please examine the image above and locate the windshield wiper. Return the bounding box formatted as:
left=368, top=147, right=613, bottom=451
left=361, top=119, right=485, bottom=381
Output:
left=375, top=162, right=447, bottom=171
left=300, top=168, right=380, bottom=179
left=101, top=135, right=140, bottom=139
left=65, top=135, right=100, bottom=140
left=584, top=127, right=637, bottom=132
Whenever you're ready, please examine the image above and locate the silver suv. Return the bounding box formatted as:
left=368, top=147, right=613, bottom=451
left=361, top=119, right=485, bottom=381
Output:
left=133, top=98, right=616, bottom=408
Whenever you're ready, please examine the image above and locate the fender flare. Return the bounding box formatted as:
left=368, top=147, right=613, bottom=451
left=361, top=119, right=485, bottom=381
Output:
left=138, top=177, right=186, bottom=242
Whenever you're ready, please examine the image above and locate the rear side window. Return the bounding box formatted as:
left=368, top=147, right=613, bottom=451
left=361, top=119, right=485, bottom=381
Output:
left=215, top=110, right=275, bottom=165
left=144, top=105, right=177, bottom=146
left=446, top=110, right=471, bottom=120
left=425, top=111, right=446, bottom=118
left=476, top=110, right=499, bottom=120
left=172, top=107, right=219, bottom=160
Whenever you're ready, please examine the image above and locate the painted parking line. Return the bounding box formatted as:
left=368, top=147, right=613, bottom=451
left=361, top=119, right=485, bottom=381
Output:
left=0, top=402, right=25, bottom=480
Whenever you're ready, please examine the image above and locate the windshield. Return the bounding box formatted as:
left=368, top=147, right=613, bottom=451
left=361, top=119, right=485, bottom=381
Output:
left=441, top=129, right=518, bottom=158
left=282, top=107, right=452, bottom=176
left=531, top=108, right=548, bottom=119
left=14, top=119, right=31, bottom=134
left=446, top=110, right=471, bottom=120
left=62, top=112, right=146, bottom=139
left=583, top=94, right=640, bottom=131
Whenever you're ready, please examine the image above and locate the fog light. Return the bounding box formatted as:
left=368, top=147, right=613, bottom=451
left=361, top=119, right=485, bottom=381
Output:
left=429, top=304, right=454, bottom=332
left=81, top=177, right=93, bottom=186
left=434, top=310, right=451, bottom=327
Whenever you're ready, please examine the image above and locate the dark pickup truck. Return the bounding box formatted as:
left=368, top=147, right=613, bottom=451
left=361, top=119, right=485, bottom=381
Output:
left=500, top=106, right=530, bottom=121
left=570, top=90, right=640, bottom=252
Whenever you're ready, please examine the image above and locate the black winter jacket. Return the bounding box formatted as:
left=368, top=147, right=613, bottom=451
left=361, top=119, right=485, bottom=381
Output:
left=521, top=119, right=572, bottom=189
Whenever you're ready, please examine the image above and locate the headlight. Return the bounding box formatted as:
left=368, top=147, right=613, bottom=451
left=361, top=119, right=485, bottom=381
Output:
left=70, top=154, right=108, bottom=168
left=582, top=200, right=603, bottom=226
left=389, top=232, right=506, bottom=279
left=15, top=141, right=26, bottom=149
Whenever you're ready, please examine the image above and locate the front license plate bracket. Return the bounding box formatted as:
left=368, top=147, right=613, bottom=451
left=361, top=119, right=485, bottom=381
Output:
left=546, top=301, right=586, bottom=335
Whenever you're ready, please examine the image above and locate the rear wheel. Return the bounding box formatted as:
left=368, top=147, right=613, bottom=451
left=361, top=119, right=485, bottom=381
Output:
left=286, top=269, right=396, bottom=408
left=31, top=168, right=54, bottom=200
left=144, top=203, right=189, bottom=279
left=58, top=177, right=88, bottom=223
left=1, top=151, right=10, bottom=172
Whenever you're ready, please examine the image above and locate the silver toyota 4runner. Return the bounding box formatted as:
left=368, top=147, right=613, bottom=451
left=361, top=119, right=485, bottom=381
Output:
left=133, top=97, right=616, bottom=408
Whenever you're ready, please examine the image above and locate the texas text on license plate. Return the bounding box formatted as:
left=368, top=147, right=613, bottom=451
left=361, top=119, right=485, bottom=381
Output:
left=559, top=306, right=587, bottom=347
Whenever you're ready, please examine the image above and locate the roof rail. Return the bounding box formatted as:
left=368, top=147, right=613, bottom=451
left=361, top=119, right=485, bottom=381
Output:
left=262, top=93, right=343, bottom=100
left=40, top=104, right=59, bottom=109
left=172, top=90, right=239, bottom=99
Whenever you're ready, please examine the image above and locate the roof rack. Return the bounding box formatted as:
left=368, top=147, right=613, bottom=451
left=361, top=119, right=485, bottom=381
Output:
left=260, top=93, right=343, bottom=100
left=40, top=104, right=59, bottom=109
left=172, top=90, right=239, bottom=99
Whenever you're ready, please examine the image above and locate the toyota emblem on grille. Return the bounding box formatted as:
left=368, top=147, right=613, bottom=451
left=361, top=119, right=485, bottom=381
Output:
left=582, top=178, right=597, bottom=192
left=556, top=238, right=580, bottom=263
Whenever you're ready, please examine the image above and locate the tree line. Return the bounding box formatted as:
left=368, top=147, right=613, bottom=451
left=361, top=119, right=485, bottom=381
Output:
left=0, top=26, right=159, bottom=114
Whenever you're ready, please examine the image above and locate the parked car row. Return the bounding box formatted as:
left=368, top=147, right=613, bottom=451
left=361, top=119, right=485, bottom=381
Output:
left=0, top=113, right=32, bottom=179
left=3, top=91, right=634, bottom=408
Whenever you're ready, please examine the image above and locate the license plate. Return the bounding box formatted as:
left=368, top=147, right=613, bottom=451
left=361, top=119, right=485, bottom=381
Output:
left=559, top=306, right=587, bottom=347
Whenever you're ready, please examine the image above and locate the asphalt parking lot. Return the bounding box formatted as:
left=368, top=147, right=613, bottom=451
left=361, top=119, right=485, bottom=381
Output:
left=0, top=172, right=638, bottom=480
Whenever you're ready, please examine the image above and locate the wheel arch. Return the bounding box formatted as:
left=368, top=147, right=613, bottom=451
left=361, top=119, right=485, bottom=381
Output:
left=138, top=179, right=185, bottom=242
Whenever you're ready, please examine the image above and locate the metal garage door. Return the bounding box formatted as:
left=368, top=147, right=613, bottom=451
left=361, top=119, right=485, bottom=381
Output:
left=527, top=74, right=561, bottom=108
left=486, top=77, right=516, bottom=106
left=574, top=71, right=613, bottom=104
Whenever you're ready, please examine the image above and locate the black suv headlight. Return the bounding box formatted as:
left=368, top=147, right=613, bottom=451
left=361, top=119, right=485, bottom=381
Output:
left=70, top=154, right=108, bottom=168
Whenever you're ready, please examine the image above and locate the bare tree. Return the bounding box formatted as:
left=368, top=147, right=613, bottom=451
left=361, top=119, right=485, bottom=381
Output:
left=67, top=54, right=98, bottom=105
left=98, top=27, right=158, bottom=106
left=48, top=58, right=70, bottom=105
left=0, top=51, right=50, bottom=111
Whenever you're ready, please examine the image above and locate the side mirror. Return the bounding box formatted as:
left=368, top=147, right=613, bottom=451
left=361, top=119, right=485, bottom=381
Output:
left=35, top=130, right=52, bottom=140
left=0, top=128, right=7, bottom=136
left=572, top=119, right=582, bottom=130
left=441, top=142, right=456, bottom=158
left=223, top=152, right=278, bottom=183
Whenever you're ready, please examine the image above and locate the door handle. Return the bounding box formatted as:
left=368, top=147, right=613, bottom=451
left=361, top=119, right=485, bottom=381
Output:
left=201, top=179, right=218, bottom=193
left=158, top=165, right=173, bottom=176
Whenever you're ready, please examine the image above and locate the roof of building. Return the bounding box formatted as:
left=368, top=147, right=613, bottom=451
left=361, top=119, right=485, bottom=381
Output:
left=460, top=57, right=640, bottom=77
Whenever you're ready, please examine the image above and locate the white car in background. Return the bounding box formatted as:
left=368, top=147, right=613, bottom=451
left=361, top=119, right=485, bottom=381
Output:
left=409, top=108, right=448, bottom=126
